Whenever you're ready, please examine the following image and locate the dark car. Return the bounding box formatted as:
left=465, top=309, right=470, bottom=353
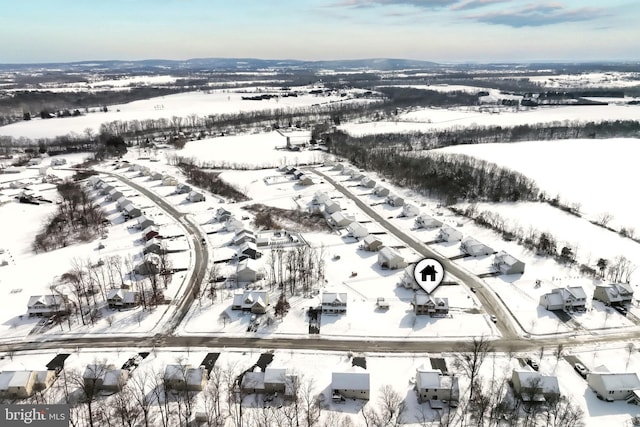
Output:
left=614, top=305, right=628, bottom=316
left=526, top=358, right=539, bottom=371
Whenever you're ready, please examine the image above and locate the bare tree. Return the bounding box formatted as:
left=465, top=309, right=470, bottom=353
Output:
left=454, top=336, right=492, bottom=402
left=111, top=387, right=140, bottom=427
left=128, top=368, right=153, bottom=427
left=544, top=395, right=585, bottom=427
left=596, top=212, right=613, bottom=227
left=68, top=358, right=110, bottom=427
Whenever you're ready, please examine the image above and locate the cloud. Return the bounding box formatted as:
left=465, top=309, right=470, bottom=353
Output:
left=450, top=0, right=511, bottom=11
left=329, top=0, right=455, bottom=9
left=466, top=3, right=607, bottom=27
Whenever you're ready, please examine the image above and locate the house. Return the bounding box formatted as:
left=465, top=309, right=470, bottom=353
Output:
left=142, top=225, right=160, bottom=241
left=412, top=293, right=449, bottom=316
left=241, top=371, right=265, bottom=394
left=137, top=215, right=155, bottom=230
left=134, top=253, right=161, bottom=276
left=215, top=207, right=233, bottom=222
left=328, top=211, right=354, bottom=228
left=321, top=292, right=348, bottom=314
left=122, top=203, right=142, bottom=219
left=415, top=367, right=459, bottom=403
left=312, top=191, right=330, bottom=205
left=101, top=369, right=129, bottom=392
left=373, top=186, right=390, bottom=197
left=460, top=236, right=494, bottom=257
left=361, top=234, right=383, bottom=252
left=587, top=366, right=640, bottom=401
left=51, top=158, right=67, bottom=166
left=88, top=176, right=102, bottom=187
left=101, top=184, right=114, bottom=195
left=402, top=203, right=420, bottom=217
left=188, top=191, right=205, bottom=203
left=492, top=251, right=525, bottom=275
left=150, top=172, right=163, bottom=181
left=106, top=288, right=140, bottom=309
left=400, top=264, right=443, bottom=294
left=346, top=221, right=369, bottom=239
left=164, top=364, right=208, bottom=392
left=298, top=175, right=314, bottom=186
left=224, top=217, right=244, bottom=232
left=377, top=247, right=408, bottom=270
left=83, top=363, right=114, bottom=390
left=350, top=172, right=365, bottom=181
left=27, top=295, right=69, bottom=317
left=0, top=371, right=37, bottom=399
left=324, top=199, right=341, bottom=215
left=437, top=225, right=463, bottom=243
left=593, top=283, right=634, bottom=306
left=231, top=290, right=269, bottom=314
left=539, top=286, right=587, bottom=311
left=116, top=197, right=131, bottom=211
left=386, top=194, right=404, bottom=207
left=293, top=170, right=305, bottom=180
left=235, top=259, right=260, bottom=283
left=332, top=369, right=370, bottom=400
left=161, top=175, right=178, bottom=186
left=176, top=183, right=192, bottom=194
left=232, top=230, right=256, bottom=246
left=376, top=297, right=390, bottom=309
left=415, top=214, right=443, bottom=229
left=512, top=367, right=560, bottom=402
left=359, top=177, right=376, bottom=188
left=331, top=163, right=345, bottom=171
left=238, top=241, right=261, bottom=260
left=107, top=188, right=123, bottom=201
left=264, top=367, right=296, bottom=395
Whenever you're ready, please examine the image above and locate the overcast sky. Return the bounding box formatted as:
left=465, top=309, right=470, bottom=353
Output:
left=2, top=0, right=638, bottom=63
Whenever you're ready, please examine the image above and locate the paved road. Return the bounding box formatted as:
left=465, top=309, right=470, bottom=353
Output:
left=99, top=170, right=208, bottom=334
left=312, top=168, right=520, bottom=340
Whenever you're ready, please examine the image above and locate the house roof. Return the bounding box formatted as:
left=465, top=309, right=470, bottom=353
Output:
left=232, top=290, right=268, bottom=310
left=378, top=247, right=402, bottom=263
left=242, top=371, right=265, bottom=389
left=0, top=372, right=15, bottom=391
left=544, top=292, right=564, bottom=307
left=332, top=369, right=369, bottom=391
left=322, top=292, right=347, bottom=304
left=494, top=250, right=521, bottom=266
left=513, top=368, right=560, bottom=394
left=591, top=371, right=640, bottom=391
left=8, top=371, right=33, bottom=388
left=28, top=294, right=65, bottom=308
left=416, top=368, right=443, bottom=389
left=363, top=234, right=382, bottom=245
left=347, top=221, right=368, bottom=235
left=414, top=293, right=449, bottom=308
left=237, top=259, right=258, bottom=274
left=264, top=367, right=287, bottom=384
left=102, top=369, right=127, bottom=387
left=239, top=241, right=258, bottom=253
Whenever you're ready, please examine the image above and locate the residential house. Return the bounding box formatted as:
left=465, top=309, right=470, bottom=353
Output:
left=359, top=177, right=376, bottom=188
left=188, top=191, right=205, bottom=203
left=437, top=225, right=463, bottom=243
left=161, top=175, right=178, bottom=186
left=238, top=242, right=261, bottom=260
left=144, top=240, right=166, bottom=259
left=27, top=295, right=69, bottom=317
left=88, top=176, right=101, bottom=187
left=134, top=253, right=161, bottom=276
left=539, top=286, right=587, bottom=311
left=122, top=203, right=142, bottom=219
left=0, top=371, right=37, bottom=399
left=164, top=364, right=208, bottom=392
left=231, top=290, right=269, bottom=314
left=460, top=236, right=494, bottom=257
left=176, top=183, right=192, bottom=194
left=386, top=194, right=404, bottom=207
left=415, top=214, right=443, bottom=229
left=312, top=191, right=330, bottom=205
left=402, top=203, right=420, bottom=217
left=142, top=225, right=160, bottom=241
left=415, top=367, right=459, bottom=403
left=150, top=172, right=163, bottom=181
left=399, top=264, right=443, bottom=294
left=107, top=188, right=123, bottom=202
left=411, top=293, right=449, bottom=316
left=137, top=215, right=155, bottom=230
left=332, top=369, right=370, bottom=400
left=106, top=288, right=140, bottom=309
left=83, top=363, right=114, bottom=391
left=593, top=283, right=634, bottom=306
left=331, top=163, right=345, bottom=171
left=492, top=251, right=525, bottom=275
left=373, top=186, right=389, bottom=197
left=264, top=367, right=296, bottom=395
left=298, top=175, right=314, bottom=186
left=328, top=211, right=354, bottom=228
left=377, top=247, right=408, bottom=270
left=215, top=207, right=233, bottom=222
left=321, top=292, right=348, bottom=314
left=101, top=184, right=114, bottom=195
left=324, top=199, right=341, bottom=215
left=235, top=259, right=260, bottom=283
left=346, top=221, right=369, bottom=239
left=512, top=367, right=560, bottom=403
left=101, top=369, right=129, bottom=392
left=232, top=230, right=256, bottom=246
left=361, top=235, right=383, bottom=252
left=241, top=370, right=265, bottom=394
left=350, top=172, right=365, bottom=181
left=293, top=170, right=305, bottom=180
left=224, top=217, right=244, bottom=232
left=116, top=197, right=131, bottom=211
left=587, top=366, right=640, bottom=402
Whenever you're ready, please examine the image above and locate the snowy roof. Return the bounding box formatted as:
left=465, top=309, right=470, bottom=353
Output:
left=322, top=292, right=347, bottom=304
left=413, top=293, right=449, bottom=309
left=416, top=368, right=443, bottom=389
left=591, top=371, right=640, bottom=391
left=332, top=369, right=369, bottom=391
left=494, top=250, right=522, bottom=266
left=513, top=368, right=560, bottom=395
left=237, top=258, right=258, bottom=273
left=186, top=367, right=205, bottom=385
left=363, top=234, right=382, bottom=245
left=27, top=294, right=65, bottom=308
left=102, top=369, right=127, bottom=387
left=378, top=247, right=402, bottom=262
left=8, top=370, right=33, bottom=388
left=242, top=371, right=265, bottom=390
left=264, top=367, right=287, bottom=384
left=0, top=372, right=15, bottom=391
left=164, top=364, right=188, bottom=381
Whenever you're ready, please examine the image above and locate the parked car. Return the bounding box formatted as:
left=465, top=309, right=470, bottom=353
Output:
left=574, top=363, right=588, bottom=378
left=614, top=305, right=628, bottom=316
left=490, top=315, right=497, bottom=323
left=526, top=358, right=539, bottom=371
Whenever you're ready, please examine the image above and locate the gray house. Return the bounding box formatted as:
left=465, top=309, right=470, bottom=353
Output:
left=332, top=370, right=370, bottom=400
left=593, top=283, right=634, bottom=306
left=512, top=367, right=560, bottom=403
left=377, top=247, right=407, bottom=269
left=415, top=367, right=459, bottom=404
left=492, top=251, right=525, bottom=275
left=415, top=214, right=443, bottom=229
left=588, top=366, right=640, bottom=402
left=539, top=286, right=587, bottom=311
left=460, top=236, right=494, bottom=257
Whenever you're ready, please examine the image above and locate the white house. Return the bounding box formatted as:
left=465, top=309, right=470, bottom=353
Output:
left=402, top=203, right=420, bottom=217
left=134, top=253, right=161, bottom=276
left=415, top=214, right=443, bottom=229
left=360, top=177, right=376, bottom=188
left=332, top=369, right=370, bottom=400
left=235, top=259, right=260, bottom=283
left=539, top=286, right=587, bottom=311
left=415, top=367, right=459, bottom=403
left=27, top=295, right=69, bottom=317
left=328, top=211, right=354, bottom=228
left=324, top=199, right=341, bottom=215
left=321, top=292, right=347, bottom=314
left=161, top=175, right=178, bottom=186
left=460, top=236, right=494, bottom=257
left=373, top=186, right=390, bottom=197
left=492, top=251, right=525, bottom=275
left=412, top=293, right=449, bottom=316
left=593, top=283, right=634, bottom=305
left=164, top=365, right=209, bottom=392
left=312, top=191, right=330, bottom=205
left=150, top=172, right=163, bottom=181
left=176, top=183, right=191, bottom=194
left=588, top=366, right=640, bottom=402
left=298, top=175, right=314, bottom=186
left=346, top=221, right=369, bottom=239
left=231, top=290, right=269, bottom=314
left=512, top=367, right=560, bottom=402
left=106, top=288, right=140, bottom=309
left=188, top=191, right=205, bottom=203
left=137, top=215, right=155, bottom=230
left=361, top=234, right=383, bottom=251
left=437, top=225, right=463, bottom=242
left=377, top=247, right=408, bottom=269
left=386, top=194, right=404, bottom=207
left=122, top=203, right=142, bottom=219
left=224, top=217, right=244, bottom=232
